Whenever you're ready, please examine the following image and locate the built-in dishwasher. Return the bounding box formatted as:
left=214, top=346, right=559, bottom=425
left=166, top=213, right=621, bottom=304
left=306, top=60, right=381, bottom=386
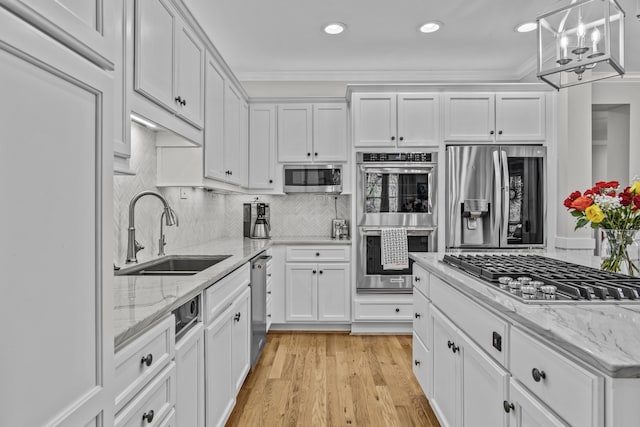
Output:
left=251, top=254, right=271, bottom=368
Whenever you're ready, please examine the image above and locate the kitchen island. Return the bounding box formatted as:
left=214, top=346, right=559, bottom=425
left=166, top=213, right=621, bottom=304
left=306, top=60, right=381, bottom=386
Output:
left=410, top=252, right=640, bottom=427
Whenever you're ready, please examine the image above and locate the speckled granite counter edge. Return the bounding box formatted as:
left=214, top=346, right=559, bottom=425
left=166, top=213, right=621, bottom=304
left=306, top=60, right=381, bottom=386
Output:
left=410, top=254, right=640, bottom=378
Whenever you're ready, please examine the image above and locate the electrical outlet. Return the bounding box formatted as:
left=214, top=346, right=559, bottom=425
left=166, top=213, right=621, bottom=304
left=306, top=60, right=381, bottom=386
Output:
left=180, top=188, right=188, bottom=199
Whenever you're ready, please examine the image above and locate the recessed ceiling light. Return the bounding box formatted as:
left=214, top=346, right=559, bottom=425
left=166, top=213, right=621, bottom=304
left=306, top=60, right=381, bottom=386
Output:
left=419, top=21, right=442, bottom=33
left=516, top=22, right=537, bottom=33
left=323, top=22, right=346, bottom=35
left=130, top=113, right=157, bottom=129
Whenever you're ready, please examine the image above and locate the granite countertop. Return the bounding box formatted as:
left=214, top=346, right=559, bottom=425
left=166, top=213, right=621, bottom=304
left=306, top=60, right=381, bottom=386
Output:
left=410, top=252, right=640, bottom=378
left=113, top=238, right=271, bottom=350
left=272, top=236, right=351, bottom=245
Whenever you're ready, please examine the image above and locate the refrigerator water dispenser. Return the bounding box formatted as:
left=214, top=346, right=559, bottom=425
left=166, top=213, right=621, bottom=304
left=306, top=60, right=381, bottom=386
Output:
left=462, top=199, right=489, bottom=245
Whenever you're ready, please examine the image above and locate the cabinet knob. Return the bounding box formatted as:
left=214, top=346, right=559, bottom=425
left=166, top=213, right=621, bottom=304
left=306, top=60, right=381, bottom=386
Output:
left=503, top=401, right=515, bottom=413
left=391, top=136, right=396, bottom=141
left=234, top=312, right=241, bottom=322
left=498, top=130, right=503, bottom=135
left=414, top=360, right=421, bottom=366
left=452, top=344, right=460, bottom=353
left=312, top=270, right=317, bottom=274
left=142, top=410, right=155, bottom=423
left=140, top=353, right=153, bottom=367
left=181, top=98, right=186, bottom=106
left=319, top=270, right=323, bottom=274
left=175, top=96, right=182, bottom=104
left=531, top=368, right=546, bottom=382
left=267, top=314, right=272, bottom=318
left=307, top=152, right=311, bottom=156
left=447, top=340, right=453, bottom=349
left=399, top=136, right=404, bottom=141
left=395, top=308, right=400, bottom=313
left=316, top=252, right=320, bottom=256
left=314, top=152, right=318, bottom=156
left=229, top=171, right=233, bottom=175
left=415, top=312, right=421, bottom=319
left=414, top=276, right=420, bottom=282
left=490, top=130, right=495, bottom=135
left=269, top=179, right=273, bottom=184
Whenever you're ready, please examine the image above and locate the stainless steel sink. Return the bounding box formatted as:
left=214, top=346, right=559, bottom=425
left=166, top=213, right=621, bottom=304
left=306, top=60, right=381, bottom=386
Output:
left=115, top=254, right=232, bottom=276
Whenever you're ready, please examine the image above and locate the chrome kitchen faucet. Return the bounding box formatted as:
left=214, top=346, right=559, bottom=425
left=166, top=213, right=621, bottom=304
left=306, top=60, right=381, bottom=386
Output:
left=158, top=207, right=179, bottom=256
left=126, top=190, right=178, bottom=263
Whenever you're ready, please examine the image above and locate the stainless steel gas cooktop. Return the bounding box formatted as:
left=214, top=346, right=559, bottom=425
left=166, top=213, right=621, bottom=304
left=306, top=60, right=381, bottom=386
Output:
left=442, top=254, right=640, bottom=304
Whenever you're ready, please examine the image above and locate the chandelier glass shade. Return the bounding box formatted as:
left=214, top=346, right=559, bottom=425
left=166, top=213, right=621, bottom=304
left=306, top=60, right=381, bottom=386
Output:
left=537, top=0, right=625, bottom=90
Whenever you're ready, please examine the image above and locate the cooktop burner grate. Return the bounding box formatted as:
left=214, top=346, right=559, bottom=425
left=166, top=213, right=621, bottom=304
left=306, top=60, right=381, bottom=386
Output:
left=442, top=254, right=640, bottom=303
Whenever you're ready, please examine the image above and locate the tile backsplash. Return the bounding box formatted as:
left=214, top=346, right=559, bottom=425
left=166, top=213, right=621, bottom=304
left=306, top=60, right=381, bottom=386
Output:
left=114, top=123, right=350, bottom=263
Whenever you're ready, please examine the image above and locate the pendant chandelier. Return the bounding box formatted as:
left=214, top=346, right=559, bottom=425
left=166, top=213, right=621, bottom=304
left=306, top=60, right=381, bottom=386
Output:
left=537, top=0, right=625, bottom=90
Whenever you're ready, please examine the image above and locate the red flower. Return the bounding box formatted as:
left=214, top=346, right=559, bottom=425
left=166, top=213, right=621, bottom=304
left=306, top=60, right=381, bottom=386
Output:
left=571, top=196, right=593, bottom=211
left=564, top=191, right=581, bottom=209
left=634, top=195, right=640, bottom=211
left=620, top=188, right=633, bottom=207
left=591, top=181, right=620, bottom=196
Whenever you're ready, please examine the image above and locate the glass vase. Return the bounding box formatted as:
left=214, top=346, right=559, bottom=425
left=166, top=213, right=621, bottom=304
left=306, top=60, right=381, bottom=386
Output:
left=600, top=229, right=640, bottom=276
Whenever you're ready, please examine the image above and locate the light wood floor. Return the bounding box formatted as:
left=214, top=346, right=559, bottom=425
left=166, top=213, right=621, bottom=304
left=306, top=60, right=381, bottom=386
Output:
left=226, top=332, right=441, bottom=427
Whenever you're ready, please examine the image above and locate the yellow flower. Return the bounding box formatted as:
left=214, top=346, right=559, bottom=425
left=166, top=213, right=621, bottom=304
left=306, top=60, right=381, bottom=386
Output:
left=630, top=181, right=640, bottom=195
left=585, top=204, right=604, bottom=223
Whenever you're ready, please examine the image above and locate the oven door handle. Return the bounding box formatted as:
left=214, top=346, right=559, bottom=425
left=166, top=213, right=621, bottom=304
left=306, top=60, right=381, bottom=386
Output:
left=359, top=227, right=436, bottom=236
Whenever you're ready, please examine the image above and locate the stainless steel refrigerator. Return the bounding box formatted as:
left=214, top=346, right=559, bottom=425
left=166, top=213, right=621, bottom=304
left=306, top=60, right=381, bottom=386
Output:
left=446, top=145, right=546, bottom=249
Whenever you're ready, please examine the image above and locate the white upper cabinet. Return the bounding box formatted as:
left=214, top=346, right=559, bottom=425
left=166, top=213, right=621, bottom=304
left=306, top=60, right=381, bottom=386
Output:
left=204, top=56, right=226, bottom=181
left=223, top=83, right=242, bottom=185
left=134, top=0, right=204, bottom=129
left=3, top=0, right=114, bottom=68
left=277, top=104, right=313, bottom=162
left=248, top=104, right=277, bottom=189
left=313, top=103, right=348, bottom=162
left=278, top=102, right=348, bottom=163
left=443, top=92, right=546, bottom=143
left=353, top=92, right=439, bottom=147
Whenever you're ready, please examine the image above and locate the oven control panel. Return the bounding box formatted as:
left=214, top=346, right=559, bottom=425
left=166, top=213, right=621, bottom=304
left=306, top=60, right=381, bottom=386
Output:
left=359, top=152, right=434, bottom=162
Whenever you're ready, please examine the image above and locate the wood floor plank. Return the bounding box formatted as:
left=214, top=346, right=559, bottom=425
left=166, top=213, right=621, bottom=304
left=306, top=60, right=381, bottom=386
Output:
left=226, top=333, right=440, bottom=427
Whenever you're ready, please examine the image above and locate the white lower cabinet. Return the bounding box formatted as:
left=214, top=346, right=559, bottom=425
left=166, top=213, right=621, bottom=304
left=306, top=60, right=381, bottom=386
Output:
left=285, top=263, right=350, bottom=322
left=204, top=265, right=251, bottom=427
left=175, top=323, right=205, bottom=427
left=430, top=308, right=508, bottom=427
left=506, top=380, right=567, bottom=427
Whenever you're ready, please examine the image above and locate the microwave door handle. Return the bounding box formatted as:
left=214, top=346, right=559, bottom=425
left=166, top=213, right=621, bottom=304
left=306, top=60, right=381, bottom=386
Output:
left=492, top=150, right=502, bottom=246
left=500, top=150, right=510, bottom=247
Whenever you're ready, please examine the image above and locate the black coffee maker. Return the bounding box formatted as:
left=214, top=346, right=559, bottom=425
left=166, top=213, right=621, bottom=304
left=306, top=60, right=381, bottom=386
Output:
left=243, top=202, right=271, bottom=239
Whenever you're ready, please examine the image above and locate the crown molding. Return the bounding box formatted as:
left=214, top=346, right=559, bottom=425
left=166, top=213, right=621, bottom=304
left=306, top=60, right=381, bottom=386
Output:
left=235, top=69, right=525, bottom=83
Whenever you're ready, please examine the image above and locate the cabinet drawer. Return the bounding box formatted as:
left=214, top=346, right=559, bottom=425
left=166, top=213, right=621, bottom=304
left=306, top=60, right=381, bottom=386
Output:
left=431, top=275, right=507, bottom=366
left=286, top=245, right=350, bottom=262
left=205, top=263, right=250, bottom=323
left=115, top=316, right=175, bottom=413
left=413, top=332, right=433, bottom=398
left=115, top=362, right=176, bottom=427
left=413, top=291, right=431, bottom=347
left=266, top=296, right=273, bottom=330
left=510, top=328, right=603, bottom=427
left=413, top=263, right=430, bottom=297
left=354, top=300, right=413, bottom=321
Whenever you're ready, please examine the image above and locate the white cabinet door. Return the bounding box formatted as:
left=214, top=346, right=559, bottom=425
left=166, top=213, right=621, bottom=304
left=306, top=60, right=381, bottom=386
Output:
left=278, top=104, right=313, bottom=161
left=176, top=23, right=205, bottom=129
left=443, top=93, right=495, bottom=142
left=224, top=83, right=242, bottom=184
left=508, top=380, right=568, bottom=427
left=248, top=104, right=277, bottom=189
left=134, top=0, right=176, bottom=112
left=317, top=263, right=350, bottom=321
left=175, top=323, right=205, bottom=427
left=413, top=290, right=431, bottom=347
left=0, top=11, right=113, bottom=426
left=231, top=288, right=251, bottom=393
left=461, top=332, right=509, bottom=427
left=431, top=309, right=461, bottom=427
left=239, top=101, right=249, bottom=187
left=285, top=263, right=317, bottom=321
left=205, top=308, right=235, bottom=427
left=397, top=93, right=439, bottom=147
left=313, top=103, right=348, bottom=162
left=495, top=93, right=545, bottom=142
left=413, top=333, right=433, bottom=399
left=4, top=0, right=113, bottom=67
left=204, top=56, right=226, bottom=181
left=353, top=93, right=397, bottom=147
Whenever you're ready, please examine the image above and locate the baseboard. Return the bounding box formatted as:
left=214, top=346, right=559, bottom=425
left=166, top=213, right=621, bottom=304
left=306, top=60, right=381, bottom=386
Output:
left=350, top=322, right=412, bottom=335
left=269, top=323, right=351, bottom=332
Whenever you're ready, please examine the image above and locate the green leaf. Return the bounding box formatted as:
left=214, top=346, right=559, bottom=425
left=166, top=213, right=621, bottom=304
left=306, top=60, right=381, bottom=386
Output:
left=571, top=210, right=584, bottom=217
left=575, top=218, right=589, bottom=230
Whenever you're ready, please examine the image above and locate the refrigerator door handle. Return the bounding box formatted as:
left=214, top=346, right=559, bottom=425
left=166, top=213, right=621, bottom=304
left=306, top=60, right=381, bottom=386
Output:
left=492, top=150, right=502, bottom=244
left=500, top=150, right=510, bottom=247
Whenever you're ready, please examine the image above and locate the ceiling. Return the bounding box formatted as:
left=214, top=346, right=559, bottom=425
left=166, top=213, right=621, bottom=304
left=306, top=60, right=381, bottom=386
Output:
left=182, top=0, right=640, bottom=82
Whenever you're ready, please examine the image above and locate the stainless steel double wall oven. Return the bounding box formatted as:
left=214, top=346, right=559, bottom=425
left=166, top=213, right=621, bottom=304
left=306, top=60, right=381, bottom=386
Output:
left=356, top=152, right=437, bottom=293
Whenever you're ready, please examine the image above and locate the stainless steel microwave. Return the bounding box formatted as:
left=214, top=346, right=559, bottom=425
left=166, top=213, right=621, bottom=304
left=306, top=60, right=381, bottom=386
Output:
left=283, top=165, right=343, bottom=194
